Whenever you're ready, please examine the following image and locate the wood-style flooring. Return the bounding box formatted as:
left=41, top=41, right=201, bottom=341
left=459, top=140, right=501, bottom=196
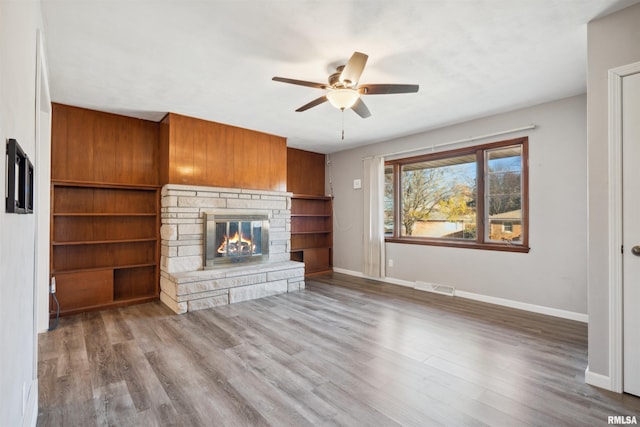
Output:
left=38, top=272, right=640, bottom=426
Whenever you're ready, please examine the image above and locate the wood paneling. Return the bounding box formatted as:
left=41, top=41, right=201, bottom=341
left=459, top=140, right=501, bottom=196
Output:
left=53, top=186, right=157, bottom=214
left=52, top=105, right=287, bottom=191
left=53, top=216, right=156, bottom=242
left=50, top=104, right=68, bottom=180
left=159, top=114, right=170, bottom=185
left=162, top=113, right=286, bottom=191
left=54, top=269, right=114, bottom=312
left=52, top=240, right=156, bottom=272
left=51, top=104, right=160, bottom=185
left=287, top=148, right=326, bottom=196
left=114, top=266, right=156, bottom=301
left=296, top=247, right=331, bottom=274
left=291, top=233, right=331, bottom=250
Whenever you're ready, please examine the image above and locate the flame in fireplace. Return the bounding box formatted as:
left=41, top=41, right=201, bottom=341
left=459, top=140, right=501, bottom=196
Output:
left=217, top=231, right=255, bottom=256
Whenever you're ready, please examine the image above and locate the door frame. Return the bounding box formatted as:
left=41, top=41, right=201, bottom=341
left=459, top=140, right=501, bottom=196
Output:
left=35, top=28, right=52, bottom=333
left=608, top=61, right=640, bottom=393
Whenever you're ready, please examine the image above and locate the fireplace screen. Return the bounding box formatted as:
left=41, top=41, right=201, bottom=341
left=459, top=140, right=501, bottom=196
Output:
left=204, top=213, right=269, bottom=268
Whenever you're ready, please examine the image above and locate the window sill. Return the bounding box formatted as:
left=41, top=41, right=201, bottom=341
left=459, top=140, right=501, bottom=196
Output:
left=384, top=237, right=530, bottom=253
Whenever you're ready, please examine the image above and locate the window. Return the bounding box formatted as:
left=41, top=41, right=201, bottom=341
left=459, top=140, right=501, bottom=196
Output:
left=384, top=137, right=529, bottom=252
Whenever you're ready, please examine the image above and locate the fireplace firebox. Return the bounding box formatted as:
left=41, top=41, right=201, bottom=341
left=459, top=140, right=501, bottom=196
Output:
left=203, top=213, right=269, bottom=268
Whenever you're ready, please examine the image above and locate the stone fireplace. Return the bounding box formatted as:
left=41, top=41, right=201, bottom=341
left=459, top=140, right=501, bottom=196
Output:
left=159, top=184, right=305, bottom=314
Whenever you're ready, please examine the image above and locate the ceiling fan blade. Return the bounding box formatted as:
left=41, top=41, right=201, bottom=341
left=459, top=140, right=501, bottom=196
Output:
left=340, top=52, right=368, bottom=87
left=296, top=95, right=328, bottom=112
left=272, top=77, right=327, bottom=89
left=351, top=98, right=371, bottom=118
left=360, top=84, right=419, bottom=95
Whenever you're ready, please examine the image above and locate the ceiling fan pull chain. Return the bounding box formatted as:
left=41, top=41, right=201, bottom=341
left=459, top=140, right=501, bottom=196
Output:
left=341, top=109, right=345, bottom=140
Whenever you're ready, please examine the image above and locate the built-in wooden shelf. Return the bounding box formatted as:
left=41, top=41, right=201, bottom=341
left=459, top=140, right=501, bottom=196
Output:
left=51, top=263, right=157, bottom=275
left=113, top=294, right=158, bottom=303
left=291, top=245, right=332, bottom=250
left=286, top=148, right=334, bottom=276
left=53, top=212, right=156, bottom=217
left=291, top=231, right=332, bottom=235
left=51, top=182, right=160, bottom=316
left=290, top=193, right=333, bottom=275
left=57, top=295, right=159, bottom=317
left=51, top=179, right=161, bottom=190
left=52, top=237, right=157, bottom=246
left=290, top=194, right=333, bottom=200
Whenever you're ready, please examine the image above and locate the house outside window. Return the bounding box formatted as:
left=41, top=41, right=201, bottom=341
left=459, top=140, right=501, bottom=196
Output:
left=384, top=137, right=529, bottom=253
left=501, top=222, right=514, bottom=233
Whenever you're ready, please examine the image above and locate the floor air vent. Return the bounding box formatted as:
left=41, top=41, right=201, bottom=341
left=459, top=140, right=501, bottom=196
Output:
left=414, top=281, right=455, bottom=296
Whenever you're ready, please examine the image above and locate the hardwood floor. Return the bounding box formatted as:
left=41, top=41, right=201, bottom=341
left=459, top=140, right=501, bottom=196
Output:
left=38, top=272, right=640, bottom=426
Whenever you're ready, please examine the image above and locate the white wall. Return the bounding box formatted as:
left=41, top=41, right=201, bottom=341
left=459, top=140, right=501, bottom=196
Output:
left=586, top=2, right=640, bottom=383
left=0, top=1, right=46, bottom=425
left=329, top=94, right=587, bottom=317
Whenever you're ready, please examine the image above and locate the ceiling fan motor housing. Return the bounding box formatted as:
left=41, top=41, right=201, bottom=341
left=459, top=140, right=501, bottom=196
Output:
left=329, top=66, right=346, bottom=88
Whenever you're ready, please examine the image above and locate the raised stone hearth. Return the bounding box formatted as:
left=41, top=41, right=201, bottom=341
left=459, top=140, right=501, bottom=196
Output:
left=160, top=184, right=305, bottom=314
left=160, top=261, right=304, bottom=313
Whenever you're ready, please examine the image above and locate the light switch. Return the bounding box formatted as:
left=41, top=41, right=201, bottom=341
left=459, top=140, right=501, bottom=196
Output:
left=353, top=179, right=362, bottom=189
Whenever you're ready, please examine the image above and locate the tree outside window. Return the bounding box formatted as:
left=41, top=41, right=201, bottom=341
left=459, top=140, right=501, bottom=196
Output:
left=485, top=145, right=523, bottom=243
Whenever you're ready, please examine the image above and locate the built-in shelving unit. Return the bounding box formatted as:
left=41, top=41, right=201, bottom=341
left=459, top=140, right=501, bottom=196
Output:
left=49, top=103, right=162, bottom=317
left=290, top=194, right=333, bottom=275
left=286, top=147, right=333, bottom=276
left=50, top=181, right=160, bottom=316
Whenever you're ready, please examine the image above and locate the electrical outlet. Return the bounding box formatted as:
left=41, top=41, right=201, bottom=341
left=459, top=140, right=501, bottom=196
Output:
left=50, top=277, right=56, bottom=294
left=388, top=259, right=394, bottom=267
left=353, top=179, right=362, bottom=189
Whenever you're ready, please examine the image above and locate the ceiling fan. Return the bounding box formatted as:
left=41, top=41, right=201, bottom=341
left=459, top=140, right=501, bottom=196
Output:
left=272, top=51, right=419, bottom=118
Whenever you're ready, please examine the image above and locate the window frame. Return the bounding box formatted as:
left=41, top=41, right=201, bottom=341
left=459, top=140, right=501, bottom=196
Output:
left=384, top=137, right=529, bottom=253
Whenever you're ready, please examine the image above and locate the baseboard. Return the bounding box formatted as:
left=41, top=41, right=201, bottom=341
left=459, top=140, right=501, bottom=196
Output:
left=23, top=379, right=38, bottom=427
left=331, top=268, right=588, bottom=323
left=585, top=366, right=614, bottom=391
left=332, top=268, right=414, bottom=288
left=455, top=290, right=588, bottom=323
left=332, top=267, right=365, bottom=277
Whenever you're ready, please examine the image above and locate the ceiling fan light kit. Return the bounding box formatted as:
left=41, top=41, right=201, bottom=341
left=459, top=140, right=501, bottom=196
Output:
left=326, top=88, right=360, bottom=110
left=272, top=51, right=419, bottom=119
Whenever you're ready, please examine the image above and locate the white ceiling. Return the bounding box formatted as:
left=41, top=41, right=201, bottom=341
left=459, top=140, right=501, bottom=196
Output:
left=41, top=0, right=638, bottom=154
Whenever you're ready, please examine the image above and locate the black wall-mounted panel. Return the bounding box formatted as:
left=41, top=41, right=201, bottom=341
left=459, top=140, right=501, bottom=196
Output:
left=6, top=138, right=33, bottom=214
